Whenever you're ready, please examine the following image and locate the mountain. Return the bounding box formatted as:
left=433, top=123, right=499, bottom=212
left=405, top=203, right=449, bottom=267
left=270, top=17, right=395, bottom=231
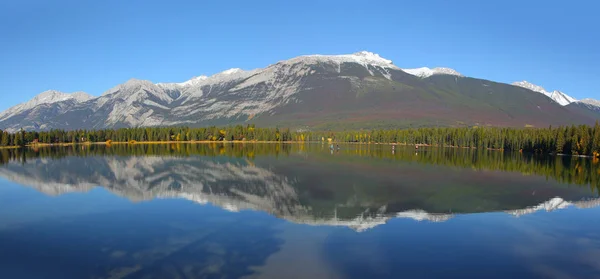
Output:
left=0, top=90, right=93, bottom=131
left=512, top=81, right=577, bottom=106
left=2, top=51, right=600, bottom=132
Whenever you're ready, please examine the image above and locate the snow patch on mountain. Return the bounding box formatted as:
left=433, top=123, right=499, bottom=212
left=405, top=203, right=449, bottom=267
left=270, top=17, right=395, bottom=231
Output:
left=512, top=81, right=547, bottom=94
left=506, top=197, right=600, bottom=217
left=506, top=197, right=572, bottom=217
left=283, top=51, right=398, bottom=79
left=156, top=68, right=258, bottom=97
left=512, top=81, right=577, bottom=106
left=288, top=210, right=453, bottom=232
left=396, top=210, right=454, bottom=222
left=290, top=51, right=397, bottom=69
left=221, top=68, right=243, bottom=75
left=401, top=67, right=463, bottom=78
left=549, top=90, right=576, bottom=106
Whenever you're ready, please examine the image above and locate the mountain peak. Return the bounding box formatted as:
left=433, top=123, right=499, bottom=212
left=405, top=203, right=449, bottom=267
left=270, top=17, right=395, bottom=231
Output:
left=124, top=78, right=154, bottom=87
left=0, top=90, right=93, bottom=122
left=102, top=78, right=156, bottom=96
left=286, top=51, right=397, bottom=69
left=512, top=81, right=576, bottom=106
left=401, top=67, right=463, bottom=78
left=32, top=90, right=92, bottom=104
left=70, top=91, right=94, bottom=102
left=351, top=51, right=393, bottom=65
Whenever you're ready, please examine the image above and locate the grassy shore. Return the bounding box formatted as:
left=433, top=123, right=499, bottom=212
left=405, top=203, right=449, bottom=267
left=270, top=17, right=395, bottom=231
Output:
left=0, top=146, right=19, bottom=149
left=22, top=140, right=311, bottom=147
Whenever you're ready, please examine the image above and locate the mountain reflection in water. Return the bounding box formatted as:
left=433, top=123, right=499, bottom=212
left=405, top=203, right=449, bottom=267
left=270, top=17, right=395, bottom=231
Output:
left=0, top=143, right=599, bottom=279
left=0, top=143, right=598, bottom=231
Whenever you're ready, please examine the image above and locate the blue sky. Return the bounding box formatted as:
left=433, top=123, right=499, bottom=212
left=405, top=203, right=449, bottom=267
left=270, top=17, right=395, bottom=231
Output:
left=0, top=0, right=598, bottom=111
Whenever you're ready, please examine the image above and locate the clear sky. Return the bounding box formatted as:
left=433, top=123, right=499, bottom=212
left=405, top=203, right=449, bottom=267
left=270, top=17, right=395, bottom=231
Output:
left=1, top=0, right=598, bottom=111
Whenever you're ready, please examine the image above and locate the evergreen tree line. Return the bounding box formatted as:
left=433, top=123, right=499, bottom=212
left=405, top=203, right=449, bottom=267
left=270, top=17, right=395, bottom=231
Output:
left=2, top=122, right=600, bottom=156
left=0, top=125, right=294, bottom=146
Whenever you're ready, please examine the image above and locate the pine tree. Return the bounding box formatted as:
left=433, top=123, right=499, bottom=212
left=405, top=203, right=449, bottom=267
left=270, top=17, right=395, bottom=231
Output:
left=0, top=131, right=6, bottom=146
left=592, top=121, right=600, bottom=157
left=14, top=130, right=24, bottom=147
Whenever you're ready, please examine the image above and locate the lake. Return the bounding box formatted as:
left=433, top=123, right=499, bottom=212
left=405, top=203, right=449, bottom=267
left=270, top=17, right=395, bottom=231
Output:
left=0, top=143, right=599, bottom=279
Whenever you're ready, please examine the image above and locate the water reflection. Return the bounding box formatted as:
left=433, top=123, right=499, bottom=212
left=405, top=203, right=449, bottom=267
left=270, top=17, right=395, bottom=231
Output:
left=2, top=142, right=600, bottom=189
left=1, top=144, right=600, bottom=278
left=0, top=196, right=284, bottom=279
left=0, top=144, right=598, bottom=231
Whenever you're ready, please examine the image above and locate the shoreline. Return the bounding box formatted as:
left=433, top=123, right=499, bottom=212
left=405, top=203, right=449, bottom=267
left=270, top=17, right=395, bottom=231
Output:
left=2, top=141, right=594, bottom=158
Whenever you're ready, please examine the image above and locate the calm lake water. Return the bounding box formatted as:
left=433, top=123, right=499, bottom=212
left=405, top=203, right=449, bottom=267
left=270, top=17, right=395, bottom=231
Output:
left=0, top=143, right=599, bottom=279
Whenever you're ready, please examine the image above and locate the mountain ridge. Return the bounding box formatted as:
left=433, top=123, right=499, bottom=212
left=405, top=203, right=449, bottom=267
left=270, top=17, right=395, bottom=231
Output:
left=1, top=51, right=599, bottom=132
left=512, top=80, right=577, bottom=106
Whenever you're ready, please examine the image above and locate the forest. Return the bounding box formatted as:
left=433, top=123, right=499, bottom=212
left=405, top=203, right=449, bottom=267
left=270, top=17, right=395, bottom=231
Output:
left=2, top=122, right=600, bottom=156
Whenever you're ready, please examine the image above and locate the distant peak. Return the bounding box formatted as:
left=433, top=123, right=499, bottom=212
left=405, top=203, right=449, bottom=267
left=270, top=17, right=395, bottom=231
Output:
left=512, top=81, right=576, bottom=106
left=0, top=89, right=94, bottom=115
left=578, top=98, right=600, bottom=107
left=101, top=78, right=156, bottom=96
left=34, top=90, right=92, bottom=102
left=401, top=67, right=463, bottom=78
left=124, top=78, right=153, bottom=86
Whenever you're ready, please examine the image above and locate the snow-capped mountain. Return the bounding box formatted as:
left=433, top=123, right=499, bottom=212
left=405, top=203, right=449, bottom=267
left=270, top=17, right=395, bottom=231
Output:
left=1, top=51, right=599, bottom=132
left=512, top=81, right=577, bottom=106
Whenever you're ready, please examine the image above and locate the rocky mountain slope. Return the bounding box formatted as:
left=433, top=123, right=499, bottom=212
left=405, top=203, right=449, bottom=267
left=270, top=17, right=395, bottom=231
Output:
left=1, top=51, right=599, bottom=132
